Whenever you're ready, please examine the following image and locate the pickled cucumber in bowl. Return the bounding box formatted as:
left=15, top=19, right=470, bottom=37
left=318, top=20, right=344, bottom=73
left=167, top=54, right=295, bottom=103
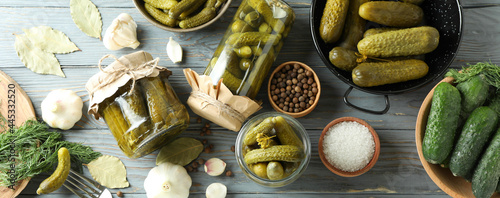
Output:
left=242, top=116, right=304, bottom=180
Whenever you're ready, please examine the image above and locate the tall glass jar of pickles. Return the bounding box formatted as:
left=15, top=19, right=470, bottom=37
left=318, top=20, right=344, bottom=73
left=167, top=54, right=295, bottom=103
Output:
left=204, top=0, right=295, bottom=99
left=98, top=76, right=189, bottom=158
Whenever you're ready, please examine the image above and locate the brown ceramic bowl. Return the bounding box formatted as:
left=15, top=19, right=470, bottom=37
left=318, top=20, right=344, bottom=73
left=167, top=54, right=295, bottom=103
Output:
left=416, top=77, right=500, bottom=198
left=268, top=61, right=321, bottom=118
left=318, top=117, right=380, bottom=177
left=133, top=0, right=232, bottom=32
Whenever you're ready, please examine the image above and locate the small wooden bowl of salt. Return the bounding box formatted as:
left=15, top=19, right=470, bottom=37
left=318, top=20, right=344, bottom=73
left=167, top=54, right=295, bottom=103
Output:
left=318, top=117, right=380, bottom=177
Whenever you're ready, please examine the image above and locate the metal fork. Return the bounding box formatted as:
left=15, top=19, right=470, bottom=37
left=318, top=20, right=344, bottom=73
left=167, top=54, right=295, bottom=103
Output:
left=63, top=169, right=111, bottom=198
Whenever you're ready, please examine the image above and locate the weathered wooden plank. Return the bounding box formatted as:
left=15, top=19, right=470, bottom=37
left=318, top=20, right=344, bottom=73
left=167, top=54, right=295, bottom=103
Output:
left=1, top=6, right=500, bottom=68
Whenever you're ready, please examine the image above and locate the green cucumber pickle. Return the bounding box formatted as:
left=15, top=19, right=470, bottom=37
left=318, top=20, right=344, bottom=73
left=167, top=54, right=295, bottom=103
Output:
left=203, top=0, right=295, bottom=99
left=422, top=82, right=461, bottom=164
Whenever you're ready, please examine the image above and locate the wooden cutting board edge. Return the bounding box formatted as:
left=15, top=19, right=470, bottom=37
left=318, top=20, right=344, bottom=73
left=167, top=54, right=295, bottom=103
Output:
left=0, top=70, right=36, bottom=198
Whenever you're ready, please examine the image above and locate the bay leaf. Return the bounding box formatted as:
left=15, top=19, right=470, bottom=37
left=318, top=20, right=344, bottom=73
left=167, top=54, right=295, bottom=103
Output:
left=14, top=34, right=66, bottom=77
left=86, top=155, right=129, bottom=189
left=70, top=0, right=102, bottom=39
left=23, top=26, right=79, bottom=54
left=156, top=137, right=203, bottom=166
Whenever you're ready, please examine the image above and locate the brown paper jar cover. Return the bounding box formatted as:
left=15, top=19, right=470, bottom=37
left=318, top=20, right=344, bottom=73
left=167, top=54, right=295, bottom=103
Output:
left=184, top=69, right=261, bottom=131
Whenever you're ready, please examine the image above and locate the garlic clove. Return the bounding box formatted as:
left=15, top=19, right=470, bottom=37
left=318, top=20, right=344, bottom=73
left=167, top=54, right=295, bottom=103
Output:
left=206, top=183, right=227, bottom=198
left=166, top=37, right=183, bottom=63
left=273, top=6, right=287, bottom=19
left=103, top=13, right=140, bottom=50
left=204, top=158, right=226, bottom=176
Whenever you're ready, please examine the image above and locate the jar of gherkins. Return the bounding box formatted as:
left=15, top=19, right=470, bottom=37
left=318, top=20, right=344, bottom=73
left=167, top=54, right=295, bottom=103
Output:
left=204, top=0, right=295, bottom=99
left=86, top=51, right=189, bottom=158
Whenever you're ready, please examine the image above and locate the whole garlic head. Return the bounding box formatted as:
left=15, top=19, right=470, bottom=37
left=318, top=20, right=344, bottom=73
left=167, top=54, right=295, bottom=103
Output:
left=144, top=162, right=192, bottom=198
left=103, top=13, right=140, bottom=50
left=41, top=89, right=83, bottom=130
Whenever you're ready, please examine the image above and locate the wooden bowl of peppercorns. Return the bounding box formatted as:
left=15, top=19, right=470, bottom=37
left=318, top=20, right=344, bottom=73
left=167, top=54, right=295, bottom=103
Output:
left=268, top=61, right=321, bottom=118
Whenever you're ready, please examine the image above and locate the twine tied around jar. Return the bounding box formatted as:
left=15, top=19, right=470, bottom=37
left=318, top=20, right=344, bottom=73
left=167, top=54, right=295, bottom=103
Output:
left=190, top=90, right=246, bottom=124
left=89, top=54, right=161, bottom=96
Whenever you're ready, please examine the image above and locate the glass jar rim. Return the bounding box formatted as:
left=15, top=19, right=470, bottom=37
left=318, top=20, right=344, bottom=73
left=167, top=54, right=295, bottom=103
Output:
left=235, top=112, right=311, bottom=187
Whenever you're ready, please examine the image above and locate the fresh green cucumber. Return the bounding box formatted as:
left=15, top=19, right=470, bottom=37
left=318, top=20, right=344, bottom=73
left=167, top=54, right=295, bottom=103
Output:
left=456, top=75, right=489, bottom=116
left=488, top=91, right=500, bottom=116
left=496, top=180, right=500, bottom=192
left=422, top=82, right=461, bottom=164
left=449, top=106, right=499, bottom=180
left=472, top=128, right=500, bottom=198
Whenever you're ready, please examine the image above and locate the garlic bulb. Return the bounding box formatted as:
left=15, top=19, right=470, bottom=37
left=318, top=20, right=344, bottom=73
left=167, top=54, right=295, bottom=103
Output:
left=144, top=162, right=192, bottom=198
left=166, top=37, right=183, bottom=63
left=41, top=89, right=83, bottom=130
left=103, top=13, right=140, bottom=50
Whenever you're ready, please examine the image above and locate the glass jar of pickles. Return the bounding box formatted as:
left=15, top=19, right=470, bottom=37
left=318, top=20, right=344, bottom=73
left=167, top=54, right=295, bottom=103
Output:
left=87, top=51, right=189, bottom=158
left=99, top=76, right=189, bottom=158
left=204, top=0, right=295, bottom=99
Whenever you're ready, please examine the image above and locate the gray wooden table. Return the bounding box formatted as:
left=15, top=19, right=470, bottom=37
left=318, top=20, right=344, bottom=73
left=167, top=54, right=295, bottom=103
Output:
left=1, top=0, right=499, bottom=197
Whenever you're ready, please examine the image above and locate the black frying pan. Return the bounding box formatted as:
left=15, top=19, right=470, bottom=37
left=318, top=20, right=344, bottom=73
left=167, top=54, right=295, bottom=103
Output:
left=310, top=0, right=463, bottom=114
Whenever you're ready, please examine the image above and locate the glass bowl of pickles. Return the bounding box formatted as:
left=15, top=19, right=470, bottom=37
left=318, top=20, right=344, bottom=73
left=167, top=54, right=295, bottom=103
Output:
left=235, top=112, right=311, bottom=187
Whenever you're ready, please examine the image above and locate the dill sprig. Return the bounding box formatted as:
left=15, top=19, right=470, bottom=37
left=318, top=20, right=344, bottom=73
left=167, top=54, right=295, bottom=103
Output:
left=0, top=120, right=101, bottom=187
left=445, top=62, right=500, bottom=89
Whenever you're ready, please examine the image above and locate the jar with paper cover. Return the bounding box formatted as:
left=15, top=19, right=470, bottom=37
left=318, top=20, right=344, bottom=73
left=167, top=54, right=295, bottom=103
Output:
left=203, top=0, right=295, bottom=99
left=86, top=51, right=189, bottom=158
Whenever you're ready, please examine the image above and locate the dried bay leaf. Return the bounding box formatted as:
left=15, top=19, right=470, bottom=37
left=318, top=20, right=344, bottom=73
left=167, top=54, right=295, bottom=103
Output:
left=86, top=155, right=129, bottom=189
left=23, top=26, right=79, bottom=54
left=70, top=0, right=102, bottom=39
left=156, top=137, right=203, bottom=166
left=14, top=34, right=66, bottom=77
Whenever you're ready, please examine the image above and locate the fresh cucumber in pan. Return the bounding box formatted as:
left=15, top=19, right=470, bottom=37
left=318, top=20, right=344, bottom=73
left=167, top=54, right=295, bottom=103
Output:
left=449, top=106, right=498, bottom=180
left=472, top=128, right=500, bottom=198
left=422, top=82, right=461, bottom=164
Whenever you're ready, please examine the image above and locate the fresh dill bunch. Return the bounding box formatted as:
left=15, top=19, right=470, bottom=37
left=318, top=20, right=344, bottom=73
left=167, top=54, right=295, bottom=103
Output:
left=445, top=62, right=500, bottom=89
left=0, top=120, right=101, bottom=187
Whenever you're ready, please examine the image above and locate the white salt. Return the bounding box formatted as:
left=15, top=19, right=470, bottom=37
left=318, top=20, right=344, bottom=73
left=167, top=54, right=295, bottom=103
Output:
left=322, top=121, right=375, bottom=172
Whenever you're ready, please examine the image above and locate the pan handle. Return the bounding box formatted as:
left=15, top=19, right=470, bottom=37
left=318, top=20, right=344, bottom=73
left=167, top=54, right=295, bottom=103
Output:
left=343, top=87, right=390, bottom=114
